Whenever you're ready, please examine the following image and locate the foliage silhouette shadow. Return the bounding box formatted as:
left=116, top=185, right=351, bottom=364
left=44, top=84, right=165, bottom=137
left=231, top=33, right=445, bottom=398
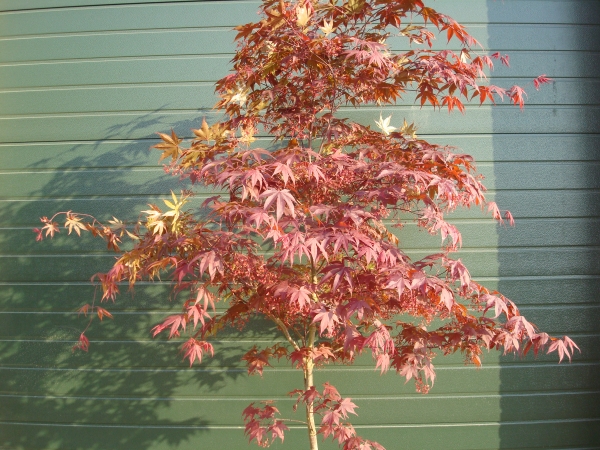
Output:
left=0, top=113, right=292, bottom=450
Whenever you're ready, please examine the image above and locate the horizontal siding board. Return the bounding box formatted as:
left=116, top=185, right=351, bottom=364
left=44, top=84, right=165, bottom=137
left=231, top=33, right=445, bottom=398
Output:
left=2, top=391, right=599, bottom=426
left=0, top=83, right=220, bottom=116
left=1, top=305, right=598, bottom=340
left=2, top=363, right=598, bottom=397
left=1, top=420, right=598, bottom=450
left=0, top=421, right=599, bottom=450
left=496, top=420, right=600, bottom=450
left=488, top=50, right=600, bottom=79
left=1, top=1, right=599, bottom=32
left=0, top=56, right=232, bottom=89
left=517, top=305, right=600, bottom=334
left=1, top=0, right=600, bottom=26
left=4, top=218, right=600, bottom=256
left=0, top=25, right=598, bottom=65
left=485, top=23, right=600, bottom=51
left=2, top=52, right=599, bottom=90
left=488, top=161, right=600, bottom=190
left=1, top=246, right=599, bottom=282
left=1, top=334, right=598, bottom=369
left=0, top=29, right=238, bottom=64
left=0, top=313, right=283, bottom=341
left=0, top=423, right=304, bottom=450
left=389, top=24, right=600, bottom=52
left=483, top=190, right=600, bottom=220
left=1, top=133, right=599, bottom=172
left=0, top=168, right=187, bottom=198
left=1, top=78, right=598, bottom=116
left=0, top=163, right=597, bottom=200
left=480, top=276, right=600, bottom=307
left=0, top=0, right=240, bottom=13
left=0, top=2, right=261, bottom=36
left=0, top=283, right=177, bottom=312
left=0, top=140, right=162, bottom=170
left=1, top=189, right=599, bottom=228
left=1, top=276, right=598, bottom=313
left=2, top=362, right=599, bottom=397
left=0, top=106, right=598, bottom=143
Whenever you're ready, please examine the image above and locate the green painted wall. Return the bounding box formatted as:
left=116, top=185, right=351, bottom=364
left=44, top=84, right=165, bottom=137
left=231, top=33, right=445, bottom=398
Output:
left=0, top=1, right=598, bottom=449
left=488, top=1, right=600, bottom=448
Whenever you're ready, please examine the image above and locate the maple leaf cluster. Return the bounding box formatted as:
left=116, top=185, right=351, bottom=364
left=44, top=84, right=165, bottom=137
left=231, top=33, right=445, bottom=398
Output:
left=38, top=0, right=574, bottom=448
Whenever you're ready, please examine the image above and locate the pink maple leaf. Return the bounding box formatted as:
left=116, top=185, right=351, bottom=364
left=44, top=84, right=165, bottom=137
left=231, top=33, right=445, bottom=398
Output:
left=312, top=307, right=341, bottom=335
left=533, top=74, right=553, bottom=90
left=260, top=188, right=296, bottom=221
left=508, top=85, right=527, bottom=109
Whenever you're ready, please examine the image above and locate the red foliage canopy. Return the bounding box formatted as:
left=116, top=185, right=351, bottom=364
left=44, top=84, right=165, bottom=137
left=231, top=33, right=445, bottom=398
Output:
left=38, top=0, right=577, bottom=448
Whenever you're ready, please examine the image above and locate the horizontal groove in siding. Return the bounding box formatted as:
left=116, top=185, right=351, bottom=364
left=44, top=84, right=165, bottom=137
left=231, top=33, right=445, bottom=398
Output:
left=0, top=416, right=596, bottom=429
left=1, top=274, right=598, bottom=284
left=1, top=299, right=598, bottom=314
left=0, top=299, right=598, bottom=313
left=0, top=1, right=250, bottom=13
left=2, top=301, right=598, bottom=313
left=0, top=26, right=239, bottom=42
left=3, top=333, right=595, bottom=342
left=5, top=389, right=600, bottom=401
left=1, top=360, right=598, bottom=371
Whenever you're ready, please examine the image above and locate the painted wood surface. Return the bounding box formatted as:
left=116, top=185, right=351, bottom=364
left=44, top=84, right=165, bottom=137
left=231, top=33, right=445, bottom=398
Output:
left=0, top=1, right=598, bottom=449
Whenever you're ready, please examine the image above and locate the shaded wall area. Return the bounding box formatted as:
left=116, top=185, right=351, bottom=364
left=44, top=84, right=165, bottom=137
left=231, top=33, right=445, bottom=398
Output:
left=486, top=1, right=600, bottom=448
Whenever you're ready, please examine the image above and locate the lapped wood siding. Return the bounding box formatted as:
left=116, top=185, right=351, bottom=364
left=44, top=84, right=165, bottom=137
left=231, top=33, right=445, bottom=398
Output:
left=0, top=1, right=598, bottom=449
left=487, top=1, right=600, bottom=448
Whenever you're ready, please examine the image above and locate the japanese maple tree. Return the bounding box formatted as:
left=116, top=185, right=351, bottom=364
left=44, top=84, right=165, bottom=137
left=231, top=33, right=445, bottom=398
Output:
left=37, top=0, right=578, bottom=449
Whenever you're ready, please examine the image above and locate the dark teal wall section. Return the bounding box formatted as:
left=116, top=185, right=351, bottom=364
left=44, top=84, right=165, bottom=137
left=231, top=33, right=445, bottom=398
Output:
left=0, top=1, right=598, bottom=449
left=487, top=1, right=600, bottom=448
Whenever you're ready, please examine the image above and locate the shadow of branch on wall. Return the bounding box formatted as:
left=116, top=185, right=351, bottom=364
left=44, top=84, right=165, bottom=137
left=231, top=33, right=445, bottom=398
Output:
left=0, top=110, right=294, bottom=450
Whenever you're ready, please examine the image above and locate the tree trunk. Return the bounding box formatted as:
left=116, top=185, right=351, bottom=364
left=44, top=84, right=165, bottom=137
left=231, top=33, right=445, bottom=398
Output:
left=304, top=324, right=318, bottom=450
left=304, top=357, right=318, bottom=450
